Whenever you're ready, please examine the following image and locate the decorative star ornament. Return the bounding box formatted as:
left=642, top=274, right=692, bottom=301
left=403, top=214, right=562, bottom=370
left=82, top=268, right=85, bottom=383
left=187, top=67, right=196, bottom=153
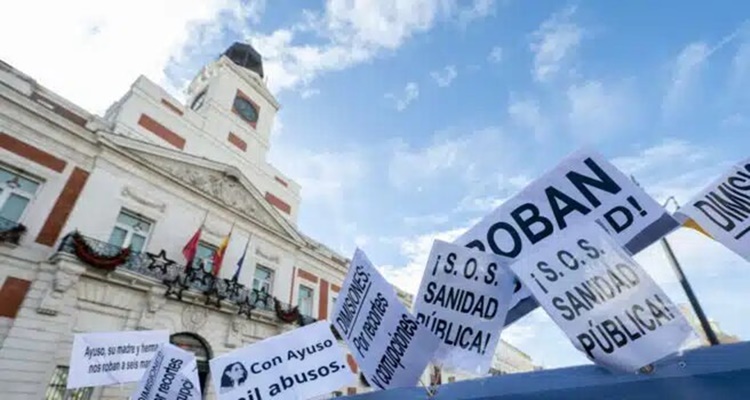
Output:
left=203, top=279, right=227, bottom=309
left=146, top=250, right=176, bottom=275
left=237, top=292, right=256, bottom=319
left=164, top=274, right=188, bottom=300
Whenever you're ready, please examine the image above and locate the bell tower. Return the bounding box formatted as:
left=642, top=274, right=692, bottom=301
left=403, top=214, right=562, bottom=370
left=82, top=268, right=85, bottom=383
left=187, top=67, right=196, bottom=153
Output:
left=185, top=42, right=281, bottom=164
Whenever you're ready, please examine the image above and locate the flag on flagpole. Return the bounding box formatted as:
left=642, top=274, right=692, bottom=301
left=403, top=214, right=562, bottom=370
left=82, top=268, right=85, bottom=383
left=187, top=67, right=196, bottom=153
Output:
left=183, top=211, right=208, bottom=272
left=182, top=227, right=202, bottom=272
left=232, top=234, right=252, bottom=282
left=212, top=224, right=234, bottom=276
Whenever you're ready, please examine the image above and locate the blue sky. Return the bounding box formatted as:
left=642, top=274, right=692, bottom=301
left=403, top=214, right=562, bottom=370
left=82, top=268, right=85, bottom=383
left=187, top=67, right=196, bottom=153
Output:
left=2, top=0, right=750, bottom=370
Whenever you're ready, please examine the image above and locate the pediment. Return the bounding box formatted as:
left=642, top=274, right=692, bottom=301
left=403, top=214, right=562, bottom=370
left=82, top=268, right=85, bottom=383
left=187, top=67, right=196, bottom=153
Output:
left=102, top=136, right=300, bottom=242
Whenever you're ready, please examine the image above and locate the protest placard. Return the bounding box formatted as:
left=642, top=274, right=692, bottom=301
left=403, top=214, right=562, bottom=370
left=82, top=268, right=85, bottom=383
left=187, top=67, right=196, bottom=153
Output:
left=413, top=240, right=515, bottom=374
left=510, top=222, right=694, bottom=372
left=130, top=343, right=201, bottom=400
left=67, top=330, right=169, bottom=389
left=209, top=321, right=354, bottom=400
left=455, top=149, right=678, bottom=325
left=331, top=249, right=440, bottom=390
left=675, top=157, right=750, bottom=261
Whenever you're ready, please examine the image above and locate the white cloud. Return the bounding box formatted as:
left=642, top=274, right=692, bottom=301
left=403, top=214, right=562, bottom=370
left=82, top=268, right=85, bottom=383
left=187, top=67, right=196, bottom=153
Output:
left=456, top=0, right=497, bottom=26
left=385, top=82, right=420, bottom=111
left=0, top=0, right=265, bottom=113
left=488, top=46, right=503, bottom=63
left=430, top=65, right=458, bottom=87
left=251, top=0, right=498, bottom=94
left=507, top=96, right=548, bottom=140
left=530, top=6, right=582, bottom=82
left=611, top=138, right=727, bottom=203
left=269, top=145, right=365, bottom=207
left=567, top=80, right=635, bottom=140
left=378, top=225, right=468, bottom=294
left=300, top=87, right=321, bottom=99
left=662, top=42, right=709, bottom=117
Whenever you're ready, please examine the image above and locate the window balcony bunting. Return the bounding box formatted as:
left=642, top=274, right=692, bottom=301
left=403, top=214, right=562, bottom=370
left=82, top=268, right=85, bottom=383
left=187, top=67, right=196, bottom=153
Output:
left=57, top=232, right=316, bottom=325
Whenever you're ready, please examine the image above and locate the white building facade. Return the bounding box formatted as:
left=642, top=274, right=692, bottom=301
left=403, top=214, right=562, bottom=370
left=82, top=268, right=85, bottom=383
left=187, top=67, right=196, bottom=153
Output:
left=0, top=44, right=366, bottom=399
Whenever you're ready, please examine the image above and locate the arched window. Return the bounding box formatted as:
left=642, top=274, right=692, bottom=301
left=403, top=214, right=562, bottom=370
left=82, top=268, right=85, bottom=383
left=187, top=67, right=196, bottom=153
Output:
left=171, top=332, right=212, bottom=397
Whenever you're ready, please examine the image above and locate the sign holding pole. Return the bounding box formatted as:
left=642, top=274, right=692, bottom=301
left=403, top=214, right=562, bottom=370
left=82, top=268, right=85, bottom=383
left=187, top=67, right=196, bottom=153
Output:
left=454, top=149, right=678, bottom=326
left=509, top=222, right=694, bottom=372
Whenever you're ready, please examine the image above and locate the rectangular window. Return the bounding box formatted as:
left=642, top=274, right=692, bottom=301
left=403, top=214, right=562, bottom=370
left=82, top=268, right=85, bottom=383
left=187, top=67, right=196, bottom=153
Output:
left=107, top=210, right=153, bottom=252
left=298, top=285, right=314, bottom=317
left=330, top=294, right=338, bottom=315
left=45, top=366, right=93, bottom=400
left=194, top=242, right=217, bottom=272
left=252, top=265, right=274, bottom=294
left=0, top=166, right=40, bottom=223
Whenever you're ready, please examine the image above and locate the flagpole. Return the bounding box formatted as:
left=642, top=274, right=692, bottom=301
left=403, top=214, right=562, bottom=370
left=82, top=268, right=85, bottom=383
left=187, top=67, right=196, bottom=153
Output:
left=233, top=233, right=252, bottom=282
left=661, top=197, right=720, bottom=346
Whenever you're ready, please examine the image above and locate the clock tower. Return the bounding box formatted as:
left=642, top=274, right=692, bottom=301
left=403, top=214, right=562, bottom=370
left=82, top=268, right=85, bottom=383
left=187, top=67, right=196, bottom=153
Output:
left=104, top=42, right=300, bottom=222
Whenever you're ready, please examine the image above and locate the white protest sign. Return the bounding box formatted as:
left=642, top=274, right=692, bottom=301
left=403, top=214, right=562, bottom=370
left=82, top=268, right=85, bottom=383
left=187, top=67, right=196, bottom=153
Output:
left=332, top=249, right=440, bottom=390
left=455, top=149, right=678, bottom=325
left=130, top=343, right=201, bottom=400
left=510, top=222, right=694, bottom=372
left=675, top=157, right=750, bottom=261
left=68, top=330, right=169, bottom=389
left=413, top=240, right=515, bottom=375
left=209, top=321, right=354, bottom=400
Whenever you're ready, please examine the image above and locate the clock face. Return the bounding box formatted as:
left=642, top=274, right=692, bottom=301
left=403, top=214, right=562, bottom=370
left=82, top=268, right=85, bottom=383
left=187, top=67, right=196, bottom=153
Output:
left=191, top=90, right=207, bottom=111
left=233, top=96, right=258, bottom=124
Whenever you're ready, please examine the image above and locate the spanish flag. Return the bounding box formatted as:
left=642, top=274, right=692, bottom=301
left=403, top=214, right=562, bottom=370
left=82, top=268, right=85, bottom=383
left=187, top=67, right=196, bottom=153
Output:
left=212, top=223, right=234, bottom=276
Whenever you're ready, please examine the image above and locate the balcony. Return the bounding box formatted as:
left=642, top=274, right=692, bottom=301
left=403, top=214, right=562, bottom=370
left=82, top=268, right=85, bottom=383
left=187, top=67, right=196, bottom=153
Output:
left=56, top=232, right=316, bottom=325
left=0, top=216, right=26, bottom=245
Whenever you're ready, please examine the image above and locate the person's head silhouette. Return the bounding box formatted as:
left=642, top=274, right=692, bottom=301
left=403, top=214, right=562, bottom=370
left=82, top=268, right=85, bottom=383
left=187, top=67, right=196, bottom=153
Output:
left=221, top=362, right=248, bottom=390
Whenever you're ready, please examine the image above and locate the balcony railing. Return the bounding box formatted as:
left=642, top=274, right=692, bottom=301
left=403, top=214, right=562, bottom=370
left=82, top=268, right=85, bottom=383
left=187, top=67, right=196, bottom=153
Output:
left=0, top=216, right=26, bottom=245
left=57, top=232, right=313, bottom=324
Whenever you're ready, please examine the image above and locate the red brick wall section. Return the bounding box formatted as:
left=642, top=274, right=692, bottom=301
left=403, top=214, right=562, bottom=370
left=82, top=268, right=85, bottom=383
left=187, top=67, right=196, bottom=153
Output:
left=227, top=132, right=247, bottom=152
left=275, top=176, right=288, bottom=187
left=0, top=277, right=31, bottom=318
left=137, top=114, right=186, bottom=150
left=347, top=354, right=358, bottom=374
left=160, top=99, right=184, bottom=116
left=0, top=132, right=67, bottom=172
left=265, top=192, right=291, bottom=215
left=36, top=167, right=90, bottom=246
left=319, top=280, right=329, bottom=319
left=331, top=284, right=341, bottom=293
left=297, top=268, right=319, bottom=283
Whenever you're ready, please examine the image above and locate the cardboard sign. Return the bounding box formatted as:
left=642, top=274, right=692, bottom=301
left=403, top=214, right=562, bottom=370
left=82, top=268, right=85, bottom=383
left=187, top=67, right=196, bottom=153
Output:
left=331, top=249, right=440, bottom=390
left=413, top=240, right=515, bottom=374
left=67, top=330, right=169, bottom=389
left=510, top=222, right=694, bottom=372
left=209, top=321, right=354, bottom=400
left=675, top=158, right=750, bottom=261
left=455, top=149, right=678, bottom=325
left=130, top=343, right=201, bottom=400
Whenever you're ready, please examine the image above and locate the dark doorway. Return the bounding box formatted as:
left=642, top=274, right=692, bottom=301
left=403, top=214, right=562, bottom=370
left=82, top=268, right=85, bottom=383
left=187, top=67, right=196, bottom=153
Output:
left=170, top=332, right=212, bottom=397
